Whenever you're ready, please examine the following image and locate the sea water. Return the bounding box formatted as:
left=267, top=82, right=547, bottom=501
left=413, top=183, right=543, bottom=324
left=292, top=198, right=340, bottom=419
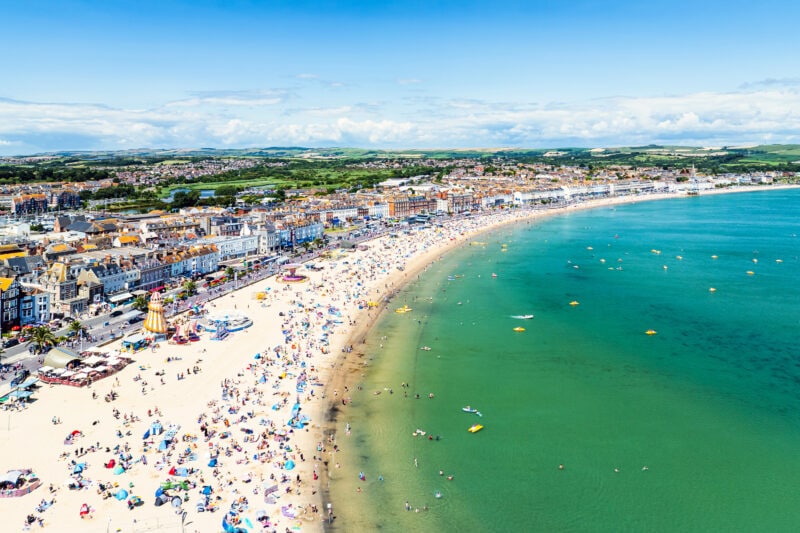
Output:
left=328, top=189, right=800, bottom=532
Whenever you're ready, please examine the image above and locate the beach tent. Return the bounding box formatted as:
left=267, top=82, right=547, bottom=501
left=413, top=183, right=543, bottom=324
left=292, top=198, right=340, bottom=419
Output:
left=1, top=470, right=26, bottom=487
left=285, top=460, right=295, bottom=471
left=113, top=465, right=125, bottom=475
left=115, top=489, right=128, bottom=500
left=43, top=347, right=81, bottom=370
left=17, top=377, right=39, bottom=389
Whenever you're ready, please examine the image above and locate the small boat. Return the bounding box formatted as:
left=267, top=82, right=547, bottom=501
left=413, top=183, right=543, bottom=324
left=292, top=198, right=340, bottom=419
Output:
left=462, top=406, right=478, bottom=413
left=513, top=327, right=525, bottom=332
left=420, top=346, right=432, bottom=351
left=569, top=301, right=580, bottom=306
left=395, top=305, right=413, bottom=314
left=412, top=429, right=427, bottom=437
left=511, top=314, right=534, bottom=320
left=746, top=271, right=755, bottom=275
left=491, top=273, right=497, bottom=278
left=434, top=490, right=443, bottom=499
left=468, top=424, right=483, bottom=433
left=709, top=287, right=717, bottom=292
left=645, top=329, right=657, bottom=335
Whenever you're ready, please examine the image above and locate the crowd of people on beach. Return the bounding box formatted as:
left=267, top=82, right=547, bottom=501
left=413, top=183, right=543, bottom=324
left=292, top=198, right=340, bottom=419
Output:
left=4, top=205, right=554, bottom=532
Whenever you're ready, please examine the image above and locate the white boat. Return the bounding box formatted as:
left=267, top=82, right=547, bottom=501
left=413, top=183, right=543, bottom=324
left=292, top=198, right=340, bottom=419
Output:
left=462, top=406, right=478, bottom=413
left=511, top=314, right=534, bottom=320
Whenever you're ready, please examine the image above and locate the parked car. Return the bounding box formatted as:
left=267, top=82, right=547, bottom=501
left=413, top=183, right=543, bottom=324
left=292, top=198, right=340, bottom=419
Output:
left=110, top=310, right=124, bottom=317
left=2, top=338, right=20, bottom=348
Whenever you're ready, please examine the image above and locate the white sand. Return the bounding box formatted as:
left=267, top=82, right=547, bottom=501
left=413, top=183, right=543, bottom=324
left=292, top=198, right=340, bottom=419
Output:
left=0, top=185, right=793, bottom=532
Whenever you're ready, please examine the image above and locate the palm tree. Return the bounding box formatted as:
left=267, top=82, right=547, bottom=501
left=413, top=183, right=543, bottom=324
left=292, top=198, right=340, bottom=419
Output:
left=225, top=266, right=235, bottom=280
left=182, top=280, right=197, bottom=296
left=312, top=237, right=325, bottom=250
left=29, top=325, right=56, bottom=354
left=67, top=320, right=87, bottom=338
left=132, top=295, right=149, bottom=312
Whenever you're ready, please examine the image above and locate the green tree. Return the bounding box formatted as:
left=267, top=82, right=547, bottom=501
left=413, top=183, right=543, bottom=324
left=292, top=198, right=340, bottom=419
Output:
left=132, top=295, right=149, bottom=312
left=215, top=185, right=240, bottom=197
left=182, top=280, right=197, bottom=296
left=312, top=237, right=325, bottom=250
left=68, top=320, right=87, bottom=338
left=29, top=325, right=57, bottom=353
left=225, top=266, right=236, bottom=280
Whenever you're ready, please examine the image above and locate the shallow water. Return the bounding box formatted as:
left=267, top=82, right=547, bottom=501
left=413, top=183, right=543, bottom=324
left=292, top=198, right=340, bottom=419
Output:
left=329, top=190, right=800, bottom=532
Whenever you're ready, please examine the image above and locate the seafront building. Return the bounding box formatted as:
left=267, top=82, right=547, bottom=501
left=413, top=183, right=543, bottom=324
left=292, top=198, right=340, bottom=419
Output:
left=0, top=156, right=790, bottom=332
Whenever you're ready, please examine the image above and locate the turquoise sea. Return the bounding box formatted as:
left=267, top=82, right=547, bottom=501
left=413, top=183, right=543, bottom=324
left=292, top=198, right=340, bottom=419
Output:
left=328, top=189, right=800, bottom=532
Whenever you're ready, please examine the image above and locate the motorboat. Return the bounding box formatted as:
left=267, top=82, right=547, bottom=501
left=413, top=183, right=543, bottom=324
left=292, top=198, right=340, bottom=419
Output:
left=569, top=301, right=580, bottom=306
left=462, top=406, right=478, bottom=413
left=468, top=424, right=483, bottom=433
left=420, top=346, right=432, bottom=351
left=412, top=429, right=427, bottom=437
left=511, top=314, right=534, bottom=320
left=645, top=329, right=657, bottom=335
left=491, top=273, right=498, bottom=278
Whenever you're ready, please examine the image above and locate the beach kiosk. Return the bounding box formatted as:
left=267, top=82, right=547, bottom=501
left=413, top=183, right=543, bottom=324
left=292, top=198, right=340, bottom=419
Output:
left=122, top=333, right=148, bottom=353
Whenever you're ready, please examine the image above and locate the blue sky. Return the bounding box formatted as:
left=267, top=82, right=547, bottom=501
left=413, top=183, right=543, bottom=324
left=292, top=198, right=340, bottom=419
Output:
left=2, top=0, right=800, bottom=154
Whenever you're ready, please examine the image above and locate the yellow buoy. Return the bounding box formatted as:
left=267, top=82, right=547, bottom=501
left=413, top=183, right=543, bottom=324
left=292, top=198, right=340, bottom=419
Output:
left=746, top=271, right=755, bottom=275
left=645, top=329, right=657, bottom=335
left=513, top=327, right=525, bottom=332
left=569, top=301, right=580, bottom=306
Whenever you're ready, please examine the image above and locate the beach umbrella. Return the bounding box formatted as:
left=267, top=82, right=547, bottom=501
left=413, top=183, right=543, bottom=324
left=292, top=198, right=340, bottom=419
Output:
left=155, top=486, right=164, bottom=498
left=285, top=460, right=295, bottom=470
left=254, top=353, right=261, bottom=359
left=208, top=457, right=218, bottom=467
left=113, top=465, right=125, bottom=475
left=115, top=489, right=128, bottom=500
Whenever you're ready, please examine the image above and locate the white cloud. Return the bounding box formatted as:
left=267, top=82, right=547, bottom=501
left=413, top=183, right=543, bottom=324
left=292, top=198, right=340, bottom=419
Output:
left=1, top=87, right=800, bottom=153
left=397, top=78, right=423, bottom=85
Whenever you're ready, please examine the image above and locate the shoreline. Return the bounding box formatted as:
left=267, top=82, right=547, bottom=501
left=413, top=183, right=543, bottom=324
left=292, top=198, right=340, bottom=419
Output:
left=0, top=184, right=795, bottom=532
left=314, top=183, right=800, bottom=527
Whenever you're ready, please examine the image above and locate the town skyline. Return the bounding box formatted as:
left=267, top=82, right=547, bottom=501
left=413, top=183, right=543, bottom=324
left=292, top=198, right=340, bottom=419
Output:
left=2, top=0, right=800, bottom=155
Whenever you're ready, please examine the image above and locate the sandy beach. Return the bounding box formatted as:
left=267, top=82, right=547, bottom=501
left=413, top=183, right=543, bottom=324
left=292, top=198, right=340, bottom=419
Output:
left=0, top=185, right=792, bottom=533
